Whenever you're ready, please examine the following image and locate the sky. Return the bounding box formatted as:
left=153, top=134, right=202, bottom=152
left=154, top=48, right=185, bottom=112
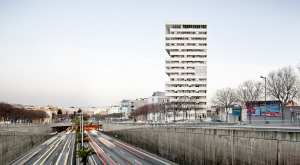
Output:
left=0, top=0, right=299, bottom=107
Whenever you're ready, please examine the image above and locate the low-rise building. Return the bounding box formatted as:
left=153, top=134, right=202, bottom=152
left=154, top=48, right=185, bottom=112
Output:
left=147, top=91, right=169, bottom=121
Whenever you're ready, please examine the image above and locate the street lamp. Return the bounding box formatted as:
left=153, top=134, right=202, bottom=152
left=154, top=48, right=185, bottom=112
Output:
left=82, top=108, right=83, bottom=148
left=260, top=76, right=267, bottom=124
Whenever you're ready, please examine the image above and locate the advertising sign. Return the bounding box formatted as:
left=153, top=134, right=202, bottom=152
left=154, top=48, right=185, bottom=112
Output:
left=247, top=101, right=280, bottom=116
left=233, top=101, right=280, bottom=116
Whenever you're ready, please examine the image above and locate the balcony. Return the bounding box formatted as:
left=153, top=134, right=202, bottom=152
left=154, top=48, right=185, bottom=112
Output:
left=165, top=46, right=207, bottom=50
left=165, top=81, right=207, bottom=84
left=169, top=51, right=207, bottom=56
left=165, top=87, right=207, bottom=90
left=169, top=28, right=207, bottom=32
left=165, top=63, right=207, bottom=67
left=165, top=69, right=195, bottom=73
left=166, top=58, right=207, bottom=62
left=169, top=75, right=207, bottom=78
left=165, top=93, right=207, bottom=97
left=165, top=34, right=207, bottom=38
left=165, top=40, right=207, bottom=44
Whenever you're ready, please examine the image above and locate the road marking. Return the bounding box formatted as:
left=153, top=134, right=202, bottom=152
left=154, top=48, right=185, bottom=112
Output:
left=134, top=159, right=142, bottom=165
left=56, top=153, right=58, bottom=156
left=107, top=153, right=110, bottom=156
left=50, top=162, right=52, bottom=165
left=121, top=151, right=125, bottom=154
left=38, top=155, right=41, bottom=158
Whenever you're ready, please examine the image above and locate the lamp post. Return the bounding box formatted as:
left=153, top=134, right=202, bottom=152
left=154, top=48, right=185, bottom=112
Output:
left=82, top=108, right=83, bottom=148
left=260, top=76, right=267, bottom=124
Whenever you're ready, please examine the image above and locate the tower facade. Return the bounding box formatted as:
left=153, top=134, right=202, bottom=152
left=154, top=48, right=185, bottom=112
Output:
left=165, top=22, right=207, bottom=118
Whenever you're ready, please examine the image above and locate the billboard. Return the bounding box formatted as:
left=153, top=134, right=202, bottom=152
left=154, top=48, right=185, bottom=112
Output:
left=233, top=101, right=281, bottom=116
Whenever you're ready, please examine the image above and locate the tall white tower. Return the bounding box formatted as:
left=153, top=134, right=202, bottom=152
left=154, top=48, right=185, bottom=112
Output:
left=165, top=22, right=207, bottom=119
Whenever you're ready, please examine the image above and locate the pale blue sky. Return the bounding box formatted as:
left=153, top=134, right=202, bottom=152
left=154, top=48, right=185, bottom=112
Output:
left=0, top=0, right=299, bottom=106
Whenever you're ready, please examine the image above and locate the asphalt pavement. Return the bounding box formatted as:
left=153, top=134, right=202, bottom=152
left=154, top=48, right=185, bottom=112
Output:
left=11, top=131, right=75, bottom=165
left=86, top=130, right=171, bottom=165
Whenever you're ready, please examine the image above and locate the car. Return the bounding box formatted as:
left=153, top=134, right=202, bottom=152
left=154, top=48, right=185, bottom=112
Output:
left=185, top=120, right=194, bottom=123
left=193, top=119, right=202, bottom=123
left=136, top=120, right=143, bottom=123
left=209, top=120, right=222, bottom=122
left=169, top=120, right=178, bottom=124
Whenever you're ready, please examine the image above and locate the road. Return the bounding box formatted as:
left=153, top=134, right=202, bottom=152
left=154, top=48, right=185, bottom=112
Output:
left=86, top=130, right=171, bottom=165
left=11, top=131, right=75, bottom=165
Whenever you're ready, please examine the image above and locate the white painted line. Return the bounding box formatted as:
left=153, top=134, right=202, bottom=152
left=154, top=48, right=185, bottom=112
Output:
left=120, top=151, right=125, bottom=154
left=56, top=153, right=58, bottom=156
left=107, top=153, right=110, bottom=156
left=50, top=162, right=52, bottom=165
left=134, top=159, right=142, bottom=164
left=38, top=155, right=41, bottom=158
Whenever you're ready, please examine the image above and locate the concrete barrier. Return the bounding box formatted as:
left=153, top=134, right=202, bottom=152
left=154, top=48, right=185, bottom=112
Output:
left=104, top=126, right=300, bottom=165
left=0, top=130, right=53, bottom=165
left=0, top=124, right=54, bottom=134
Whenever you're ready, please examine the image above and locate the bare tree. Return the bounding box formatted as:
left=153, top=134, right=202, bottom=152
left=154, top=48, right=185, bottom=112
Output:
left=236, top=80, right=263, bottom=124
left=165, top=101, right=180, bottom=122
left=212, top=87, right=237, bottom=122
left=266, top=66, right=300, bottom=125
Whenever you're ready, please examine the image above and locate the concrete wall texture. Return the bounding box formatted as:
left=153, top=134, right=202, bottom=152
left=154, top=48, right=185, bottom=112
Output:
left=0, top=131, right=53, bottom=165
left=103, top=126, right=300, bottom=165
left=0, top=124, right=54, bottom=134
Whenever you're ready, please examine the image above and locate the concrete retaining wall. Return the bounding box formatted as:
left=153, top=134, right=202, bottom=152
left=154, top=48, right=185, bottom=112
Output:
left=102, top=122, right=238, bottom=131
left=0, top=131, right=53, bottom=165
left=104, top=126, right=300, bottom=165
left=0, top=124, right=54, bottom=134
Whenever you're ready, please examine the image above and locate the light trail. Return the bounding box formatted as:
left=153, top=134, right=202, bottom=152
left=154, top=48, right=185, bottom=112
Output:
left=112, top=142, right=144, bottom=159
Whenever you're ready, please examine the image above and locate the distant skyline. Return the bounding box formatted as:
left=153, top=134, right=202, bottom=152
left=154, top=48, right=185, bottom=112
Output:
left=1, top=0, right=300, bottom=107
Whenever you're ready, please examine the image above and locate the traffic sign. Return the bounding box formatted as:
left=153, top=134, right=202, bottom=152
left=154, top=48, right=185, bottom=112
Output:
left=242, top=109, right=247, bottom=121
left=241, top=101, right=246, bottom=106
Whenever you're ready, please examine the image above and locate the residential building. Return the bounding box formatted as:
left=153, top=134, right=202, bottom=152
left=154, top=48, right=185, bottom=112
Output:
left=94, top=107, right=108, bottom=115
left=147, top=91, right=169, bottom=121
left=120, top=100, right=131, bottom=119
left=165, top=22, right=208, bottom=120
left=124, top=99, right=147, bottom=120
left=111, top=105, right=120, bottom=114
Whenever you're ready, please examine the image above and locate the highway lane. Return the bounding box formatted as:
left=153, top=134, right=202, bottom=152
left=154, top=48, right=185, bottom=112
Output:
left=11, top=134, right=59, bottom=165
left=86, top=130, right=170, bottom=165
left=24, top=133, right=67, bottom=165
left=11, top=131, right=75, bottom=165
left=55, top=132, right=74, bottom=165
left=67, top=132, right=76, bottom=165
left=42, top=133, right=74, bottom=165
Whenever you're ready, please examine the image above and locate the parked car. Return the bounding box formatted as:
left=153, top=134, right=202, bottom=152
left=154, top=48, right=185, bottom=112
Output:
left=185, top=120, right=194, bottom=123
left=176, top=121, right=183, bottom=124
left=193, top=119, right=202, bottom=123
left=210, top=120, right=222, bottom=122
left=169, top=120, right=178, bottom=124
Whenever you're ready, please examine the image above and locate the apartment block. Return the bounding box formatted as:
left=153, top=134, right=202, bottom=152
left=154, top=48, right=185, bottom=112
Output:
left=165, top=22, right=208, bottom=117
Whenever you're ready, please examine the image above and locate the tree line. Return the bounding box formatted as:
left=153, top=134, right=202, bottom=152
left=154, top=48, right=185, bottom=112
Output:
left=91, top=113, right=124, bottom=121
left=130, top=100, right=205, bottom=121
left=212, top=65, right=300, bottom=124
left=0, top=102, right=50, bottom=123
